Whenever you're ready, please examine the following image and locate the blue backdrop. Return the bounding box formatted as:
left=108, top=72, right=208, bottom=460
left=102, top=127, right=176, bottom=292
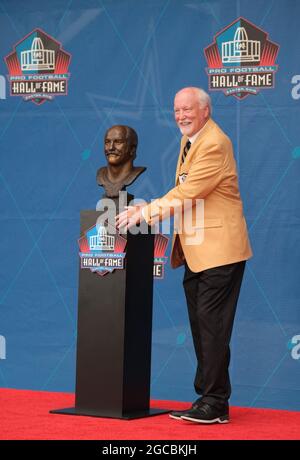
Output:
left=1, top=0, right=300, bottom=411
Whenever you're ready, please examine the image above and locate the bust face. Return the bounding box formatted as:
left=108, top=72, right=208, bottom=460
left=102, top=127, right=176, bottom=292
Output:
left=104, top=126, right=134, bottom=167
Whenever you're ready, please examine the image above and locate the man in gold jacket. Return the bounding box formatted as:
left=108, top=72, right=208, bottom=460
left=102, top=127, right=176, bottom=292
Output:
left=116, top=87, right=252, bottom=424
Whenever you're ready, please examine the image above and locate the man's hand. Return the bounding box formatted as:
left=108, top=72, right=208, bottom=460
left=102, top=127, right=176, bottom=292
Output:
left=115, top=205, right=145, bottom=231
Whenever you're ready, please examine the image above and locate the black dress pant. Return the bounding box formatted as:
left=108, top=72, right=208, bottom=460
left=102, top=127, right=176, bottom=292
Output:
left=183, top=260, right=246, bottom=409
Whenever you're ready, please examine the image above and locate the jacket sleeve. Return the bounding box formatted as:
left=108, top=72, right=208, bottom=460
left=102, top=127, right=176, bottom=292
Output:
left=143, top=142, right=225, bottom=225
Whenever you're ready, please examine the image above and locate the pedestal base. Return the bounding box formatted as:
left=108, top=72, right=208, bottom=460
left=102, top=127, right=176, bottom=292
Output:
left=50, top=407, right=170, bottom=420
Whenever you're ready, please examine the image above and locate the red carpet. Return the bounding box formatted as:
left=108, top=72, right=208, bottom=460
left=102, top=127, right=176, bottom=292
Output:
left=0, top=389, right=299, bottom=440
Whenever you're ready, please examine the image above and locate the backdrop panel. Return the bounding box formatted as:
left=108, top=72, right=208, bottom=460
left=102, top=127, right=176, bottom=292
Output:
left=0, top=0, right=300, bottom=411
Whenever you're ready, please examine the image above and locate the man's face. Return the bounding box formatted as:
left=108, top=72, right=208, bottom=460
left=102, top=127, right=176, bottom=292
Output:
left=104, top=127, right=133, bottom=166
left=174, top=90, right=209, bottom=137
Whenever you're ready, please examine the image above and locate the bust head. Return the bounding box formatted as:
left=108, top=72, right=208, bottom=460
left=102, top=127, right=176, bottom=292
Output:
left=97, top=125, right=145, bottom=199
left=104, top=125, right=138, bottom=167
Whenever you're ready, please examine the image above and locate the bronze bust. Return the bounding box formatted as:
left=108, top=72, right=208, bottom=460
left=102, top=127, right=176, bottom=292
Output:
left=96, top=125, right=146, bottom=198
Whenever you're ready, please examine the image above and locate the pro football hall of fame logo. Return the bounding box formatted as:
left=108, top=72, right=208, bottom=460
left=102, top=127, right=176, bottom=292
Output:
left=204, top=17, right=279, bottom=99
left=78, top=223, right=127, bottom=277
left=4, top=28, right=71, bottom=105
left=78, top=223, right=169, bottom=279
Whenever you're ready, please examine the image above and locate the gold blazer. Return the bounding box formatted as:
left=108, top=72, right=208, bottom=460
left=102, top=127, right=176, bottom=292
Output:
left=143, top=118, right=252, bottom=272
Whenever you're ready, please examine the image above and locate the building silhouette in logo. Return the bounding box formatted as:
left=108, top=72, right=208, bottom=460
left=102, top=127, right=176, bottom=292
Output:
left=222, top=27, right=260, bottom=64
left=89, top=226, right=115, bottom=251
left=21, top=37, right=55, bottom=71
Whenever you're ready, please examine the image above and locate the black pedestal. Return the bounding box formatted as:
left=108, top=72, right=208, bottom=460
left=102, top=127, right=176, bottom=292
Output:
left=51, top=210, right=169, bottom=419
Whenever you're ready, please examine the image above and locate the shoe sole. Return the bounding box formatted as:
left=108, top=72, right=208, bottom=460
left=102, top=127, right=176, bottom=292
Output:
left=169, top=414, right=183, bottom=420
left=181, top=415, right=229, bottom=424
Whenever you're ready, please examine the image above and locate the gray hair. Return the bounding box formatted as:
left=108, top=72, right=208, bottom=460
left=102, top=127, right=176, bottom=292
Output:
left=176, top=87, right=212, bottom=116
left=194, top=88, right=212, bottom=116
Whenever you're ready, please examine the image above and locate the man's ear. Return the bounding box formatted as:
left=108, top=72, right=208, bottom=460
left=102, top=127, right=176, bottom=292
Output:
left=204, top=105, right=210, bottom=119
